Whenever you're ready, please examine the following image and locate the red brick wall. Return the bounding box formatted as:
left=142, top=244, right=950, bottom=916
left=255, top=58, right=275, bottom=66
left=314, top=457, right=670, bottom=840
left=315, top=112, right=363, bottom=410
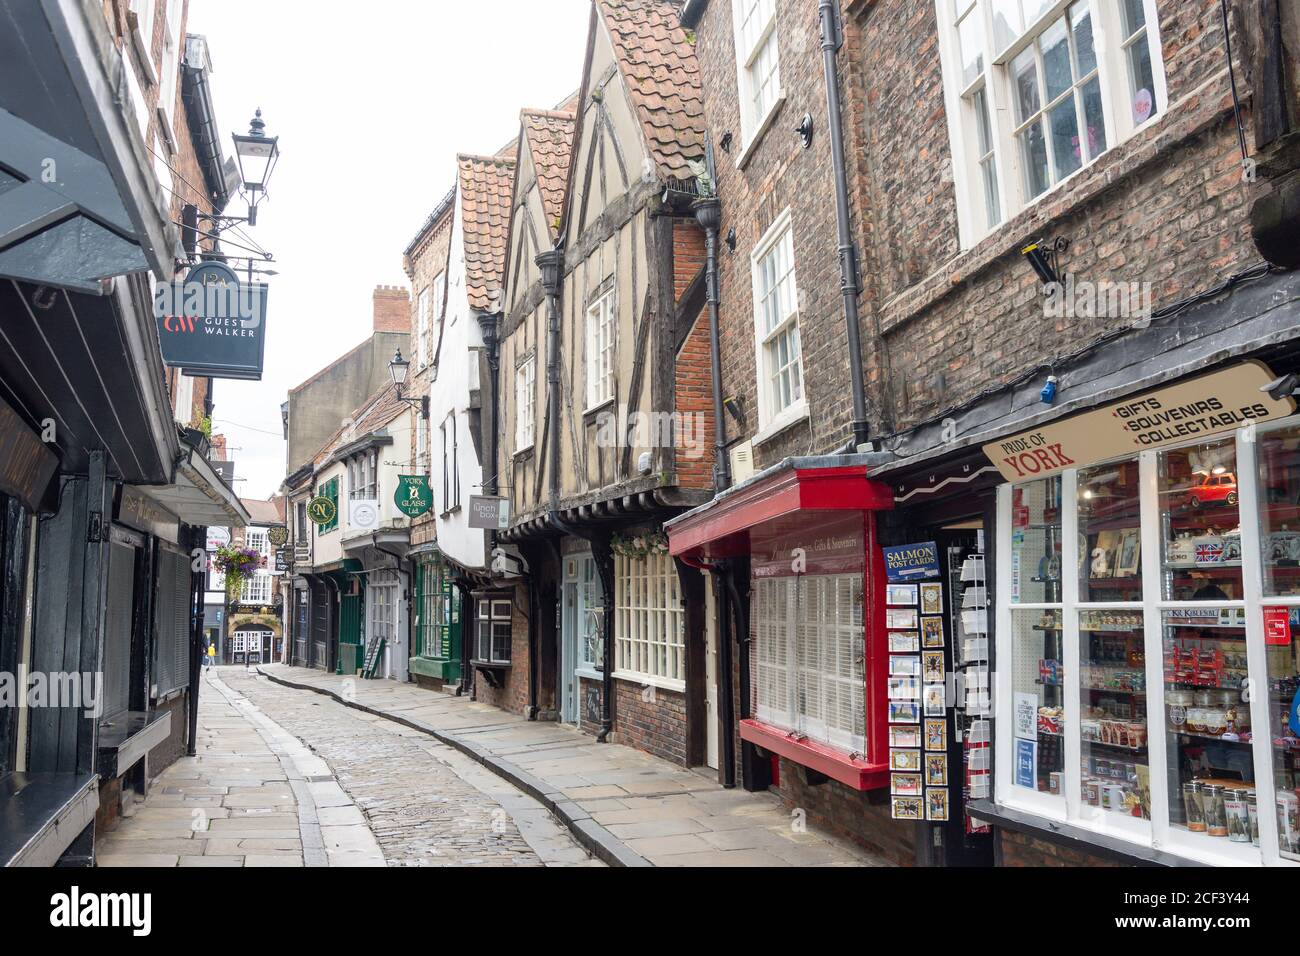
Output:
left=373, top=285, right=411, bottom=333
left=773, top=762, right=917, bottom=865
left=615, top=679, right=688, bottom=766
left=673, top=312, right=716, bottom=490
left=997, top=828, right=1124, bottom=867
left=472, top=585, right=530, bottom=715
left=672, top=220, right=706, bottom=301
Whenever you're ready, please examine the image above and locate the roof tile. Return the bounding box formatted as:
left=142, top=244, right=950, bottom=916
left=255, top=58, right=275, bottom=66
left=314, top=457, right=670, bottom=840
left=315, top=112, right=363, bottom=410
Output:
left=457, top=154, right=517, bottom=312
left=521, top=109, right=576, bottom=241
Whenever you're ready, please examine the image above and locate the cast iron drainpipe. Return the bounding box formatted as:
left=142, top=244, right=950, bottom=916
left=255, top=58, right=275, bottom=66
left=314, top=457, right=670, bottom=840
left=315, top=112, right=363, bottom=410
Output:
left=690, top=195, right=737, bottom=787
left=819, top=0, right=871, bottom=451
left=537, top=247, right=567, bottom=723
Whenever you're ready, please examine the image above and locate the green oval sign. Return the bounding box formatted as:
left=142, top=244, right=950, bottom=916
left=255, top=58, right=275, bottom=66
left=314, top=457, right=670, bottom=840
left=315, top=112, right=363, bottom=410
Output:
left=395, top=475, right=432, bottom=518
left=307, top=495, right=337, bottom=525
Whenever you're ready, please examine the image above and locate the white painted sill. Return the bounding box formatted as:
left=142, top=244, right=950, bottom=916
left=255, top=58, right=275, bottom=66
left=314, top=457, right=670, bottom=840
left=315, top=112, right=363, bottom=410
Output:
left=736, top=93, right=788, bottom=170
left=750, top=399, right=809, bottom=448
left=611, top=670, right=686, bottom=695
left=574, top=667, right=603, bottom=683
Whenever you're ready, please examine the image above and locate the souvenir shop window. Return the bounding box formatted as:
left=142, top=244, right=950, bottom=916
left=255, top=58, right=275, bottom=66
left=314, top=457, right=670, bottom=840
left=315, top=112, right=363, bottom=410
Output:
left=1008, top=608, right=1064, bottom=801
left=1256, top=422, right=1300, bottom=860
left=1158, top=438, right=1243, bottom=601
left=1077, top=458, right=1149, bottom=823
left=1009, top=476, right=1061, bottom=605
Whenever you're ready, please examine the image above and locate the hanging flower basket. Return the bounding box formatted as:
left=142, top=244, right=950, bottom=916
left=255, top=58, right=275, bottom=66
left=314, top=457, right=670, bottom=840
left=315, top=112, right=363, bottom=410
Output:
left=214, top=544, right=264, bottom=597
left=610, top=532, right=669, bottom=559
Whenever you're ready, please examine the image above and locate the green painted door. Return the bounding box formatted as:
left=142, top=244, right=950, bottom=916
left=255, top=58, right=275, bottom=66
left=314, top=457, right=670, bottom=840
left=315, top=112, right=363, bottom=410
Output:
left=338, top=589, right=364, bottom=675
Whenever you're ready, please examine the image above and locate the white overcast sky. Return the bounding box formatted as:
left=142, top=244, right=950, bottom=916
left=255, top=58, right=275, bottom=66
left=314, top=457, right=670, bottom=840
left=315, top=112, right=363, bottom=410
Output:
left=187, top=0, right=591, bottom=501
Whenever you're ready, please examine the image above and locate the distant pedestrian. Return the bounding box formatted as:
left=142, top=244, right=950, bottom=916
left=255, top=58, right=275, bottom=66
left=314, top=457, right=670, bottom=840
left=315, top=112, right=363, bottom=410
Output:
left=206, top=642, right=216, bottom=669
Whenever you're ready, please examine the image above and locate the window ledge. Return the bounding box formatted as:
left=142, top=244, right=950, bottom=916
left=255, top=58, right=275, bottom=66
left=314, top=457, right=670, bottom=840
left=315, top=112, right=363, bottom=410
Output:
left=582, top=397, right=617, bottom=424
left=575, top=667, right=603, bottom=683
left=611, top=670, right=685, bottom=695
left=967, top=799, right=1208, bottom=867
left=739, top=718, right=888, bottom=791
left=751, top=401, right=809, bottom=448
left=736, top=93, right=788, bottom=170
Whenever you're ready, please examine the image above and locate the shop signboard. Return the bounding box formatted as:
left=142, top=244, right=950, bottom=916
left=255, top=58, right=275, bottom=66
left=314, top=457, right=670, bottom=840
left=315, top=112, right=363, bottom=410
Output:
left=154, top=261, right=269, bottom=381
left=307, top=495, right=337, bottom=526
left=267, top=525, right=289, bottom=547
left=982, top=361, right=1296, bottom=482
left=468, top=495, right=510, bottom=530
left=0, top=394, right=57, bottom=512
left=882, top=541, right=940, bottom=582
left=395, top=476, right=433, bottom=518
left=207, top=527, right=231, bottom=551
left=751, top=512, right=864, bottom=578
left=1264, top=606, right=1292, bottom=646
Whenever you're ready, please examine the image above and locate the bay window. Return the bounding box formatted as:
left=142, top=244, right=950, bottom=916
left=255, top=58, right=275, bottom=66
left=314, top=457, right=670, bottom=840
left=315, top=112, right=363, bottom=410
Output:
left=938, top=0, right=1167, bottom=247
left=996, top=419, right=1300, bottom=864
left=614, top=551, right=684, bottom=688
left=475, top=596, right=512, bottom=664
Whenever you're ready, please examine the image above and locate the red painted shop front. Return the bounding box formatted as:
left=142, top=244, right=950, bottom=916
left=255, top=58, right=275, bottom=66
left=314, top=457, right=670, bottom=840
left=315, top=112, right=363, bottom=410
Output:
left=667, top=462, right=893, bottom=790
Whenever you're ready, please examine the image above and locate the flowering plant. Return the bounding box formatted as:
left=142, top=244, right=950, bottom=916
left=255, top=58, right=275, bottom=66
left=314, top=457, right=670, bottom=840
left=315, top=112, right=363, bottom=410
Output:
left=214, top=544, right=264, bottom=595
left=610, top=532, right=669, bottom=558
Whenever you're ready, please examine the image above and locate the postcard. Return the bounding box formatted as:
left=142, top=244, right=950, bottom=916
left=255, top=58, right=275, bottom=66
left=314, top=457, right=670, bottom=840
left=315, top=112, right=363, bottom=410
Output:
left=920, top=582, right=943, bottom=615
left=886, top=584, right=918, bottom=607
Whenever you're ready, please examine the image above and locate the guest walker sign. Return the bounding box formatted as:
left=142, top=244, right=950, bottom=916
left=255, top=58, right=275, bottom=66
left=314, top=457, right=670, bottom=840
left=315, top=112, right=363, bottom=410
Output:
left=154, top=261, right=268, bottom=380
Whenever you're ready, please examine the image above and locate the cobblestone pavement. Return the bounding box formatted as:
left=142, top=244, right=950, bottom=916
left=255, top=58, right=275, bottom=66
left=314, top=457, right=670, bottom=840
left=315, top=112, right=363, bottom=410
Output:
left=97, top=668, right=599, bottom=867
left=262, top=665, right=885, bottom=867
left=216, top=668, right=599, bottom=867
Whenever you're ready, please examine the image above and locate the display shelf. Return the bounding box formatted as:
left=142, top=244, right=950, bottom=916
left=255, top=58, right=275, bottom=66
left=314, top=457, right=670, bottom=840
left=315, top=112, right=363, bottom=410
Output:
left=1169, top=728, right=1253, bottom=745
left=1081, top=686, right=1146, bottom=696
left=1080, top=738, right=1148, bottom=755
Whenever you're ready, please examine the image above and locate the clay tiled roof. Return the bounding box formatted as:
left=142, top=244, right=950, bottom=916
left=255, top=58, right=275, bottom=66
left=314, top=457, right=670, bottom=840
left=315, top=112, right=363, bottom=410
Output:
left=239, top=498, right=282, bottom=526
left=521, top=109, right=576, bottom=241
left=596, top=0, right=705, bottom=181
left=457, top=154, right=517, bottom=312
left=310, top=384, right=408, bottom=469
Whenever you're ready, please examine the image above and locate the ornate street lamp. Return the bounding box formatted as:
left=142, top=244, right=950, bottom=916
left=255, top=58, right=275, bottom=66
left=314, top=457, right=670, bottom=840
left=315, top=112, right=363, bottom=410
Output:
left=388, top=349, right=428, bottom=417
left=231, top=109, right=280, bottom=226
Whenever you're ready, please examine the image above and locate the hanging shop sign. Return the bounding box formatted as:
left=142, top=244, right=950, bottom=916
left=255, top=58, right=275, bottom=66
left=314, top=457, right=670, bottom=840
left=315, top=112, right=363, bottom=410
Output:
left=267, top=525, right=289, bottom=547
left=154, top=261, right=269, bottom=381
left=394, top=475, right=433, bottom=518
left=467, top=494, right=511, bottom=530
left=0, top=395, right=57, bottom=512
left=306, top=495, right=337, bottom=526
left=274, top=551, right=290, bottom=574
left=207, top=527, right=231, bottom=551
left=983, top=361, right=1295, bottom=482
left=882, top=541, right=940, bottom=582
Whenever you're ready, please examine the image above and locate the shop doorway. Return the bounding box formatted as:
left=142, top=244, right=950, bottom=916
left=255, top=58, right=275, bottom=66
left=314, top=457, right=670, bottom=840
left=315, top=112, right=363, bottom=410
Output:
left=919, top=521, right=995, bottom=867
left=560, top=553, right=598, bottom=725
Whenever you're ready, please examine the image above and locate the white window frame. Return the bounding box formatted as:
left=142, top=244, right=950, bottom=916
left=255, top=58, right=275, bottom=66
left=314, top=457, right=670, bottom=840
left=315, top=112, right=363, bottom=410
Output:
left=753, top=572, right=866, bottom=755
left=994, top=420, right=1300, bottom=867
left=613, top=552, right=685, bottom=691
left=240, top=572, right=272, bottom=606
left=732, top=0, right=784, bottom=161
left=245, top=528, right=268, bottom=559
left=417, top=287, right=431, bottom=369
left=441, top=413, right=459, bottom=512
left=515, top=355, right=536, bottom=452
left=937, top=0, right=1168, bottom=249
left=750, top=207, right=806, bottom=443
left=416, top=412, right=429, bottom=474
left=128, top=0, right=159, bottom=85
left=154, top=0, right=183, bottom=152
left=574, top=553, right=603, bottom=676
left=585, top=286, right=616, bottom=411
left=476, top=598, right=513, bottom=664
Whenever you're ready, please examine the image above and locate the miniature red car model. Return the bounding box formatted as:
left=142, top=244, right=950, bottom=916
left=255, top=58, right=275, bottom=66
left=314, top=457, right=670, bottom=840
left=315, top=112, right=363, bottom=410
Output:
left=1187, top=473, right=1237, bottom=508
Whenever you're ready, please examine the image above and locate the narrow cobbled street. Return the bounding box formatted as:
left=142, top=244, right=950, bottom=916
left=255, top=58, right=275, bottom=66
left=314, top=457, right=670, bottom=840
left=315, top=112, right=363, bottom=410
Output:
left=97, top=669, right=600, bottom=867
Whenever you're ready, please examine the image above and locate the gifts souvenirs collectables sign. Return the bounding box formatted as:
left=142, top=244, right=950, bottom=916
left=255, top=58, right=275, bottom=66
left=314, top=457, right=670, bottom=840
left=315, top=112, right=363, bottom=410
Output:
left=983, top=361, right=1295, bottom=482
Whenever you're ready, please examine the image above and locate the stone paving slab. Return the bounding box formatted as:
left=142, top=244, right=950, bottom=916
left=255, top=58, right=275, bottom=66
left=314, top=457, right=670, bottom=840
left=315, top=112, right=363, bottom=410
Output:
left=259, top=664, right=884, bottom=868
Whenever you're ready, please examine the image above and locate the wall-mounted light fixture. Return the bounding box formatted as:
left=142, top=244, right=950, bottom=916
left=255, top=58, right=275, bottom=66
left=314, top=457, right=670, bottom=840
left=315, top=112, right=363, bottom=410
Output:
left=723, top=395, right=746, bottom=429
left=1021, top=237, right=1069, bottom=287
left=719, top=131, right=733, bottom=154
left=388, top=349, right=430, bottom=418
left=796, top=113, right=814, bottom=148
left=724, top=228, right=737, bottom=253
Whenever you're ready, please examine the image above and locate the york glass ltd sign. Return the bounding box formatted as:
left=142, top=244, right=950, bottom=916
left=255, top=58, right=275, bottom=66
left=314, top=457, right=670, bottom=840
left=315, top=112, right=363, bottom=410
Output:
left=154, top=261, right=268, bottom=381
left=983, top=361, right=1296, bottom=482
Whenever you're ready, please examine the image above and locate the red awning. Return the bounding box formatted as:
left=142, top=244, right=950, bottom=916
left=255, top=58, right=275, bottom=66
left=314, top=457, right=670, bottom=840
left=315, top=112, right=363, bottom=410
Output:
left=667, top=463, right=893, bottom=562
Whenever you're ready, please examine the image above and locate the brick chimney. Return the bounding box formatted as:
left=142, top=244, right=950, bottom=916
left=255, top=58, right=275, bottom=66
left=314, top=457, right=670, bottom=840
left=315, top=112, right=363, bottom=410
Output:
left=209, top=433, right=228, bottom=459
left=373, top=285, right=410, bottom=333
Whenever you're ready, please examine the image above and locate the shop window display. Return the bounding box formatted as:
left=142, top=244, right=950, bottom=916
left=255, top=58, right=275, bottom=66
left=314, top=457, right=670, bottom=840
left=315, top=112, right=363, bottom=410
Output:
left=1258, top=423, right=1300, bottom=860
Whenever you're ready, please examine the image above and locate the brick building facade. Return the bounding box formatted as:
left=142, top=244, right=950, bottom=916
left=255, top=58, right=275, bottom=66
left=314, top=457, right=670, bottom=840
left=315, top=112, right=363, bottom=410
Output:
left=668, top=0, right=1300, bottom=867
